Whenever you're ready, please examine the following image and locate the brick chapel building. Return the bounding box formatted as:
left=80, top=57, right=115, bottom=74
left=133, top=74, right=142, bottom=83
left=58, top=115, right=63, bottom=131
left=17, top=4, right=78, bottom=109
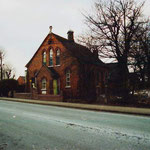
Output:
left=25, top=26, right=107, bottom=102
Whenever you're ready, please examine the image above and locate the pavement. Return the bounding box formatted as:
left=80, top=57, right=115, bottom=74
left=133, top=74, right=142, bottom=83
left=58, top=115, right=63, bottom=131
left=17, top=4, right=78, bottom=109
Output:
left=1, top=97, right=150, bottom=116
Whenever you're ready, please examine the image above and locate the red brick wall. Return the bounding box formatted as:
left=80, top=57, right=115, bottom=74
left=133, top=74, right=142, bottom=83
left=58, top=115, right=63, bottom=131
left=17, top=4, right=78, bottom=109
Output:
left=26, top=34, right=80, bottom=99
left=36, top=66, right=53, bottom=94
left=14, top=93, right=32, bottom=99
left=18, top=76, right=25, bottom=85
left=38, top=95, right=63, bottom=101
left=77, top=63, right=108, bottom=101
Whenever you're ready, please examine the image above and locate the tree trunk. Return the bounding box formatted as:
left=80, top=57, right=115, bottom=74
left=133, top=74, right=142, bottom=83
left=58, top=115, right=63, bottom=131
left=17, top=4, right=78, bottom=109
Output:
left=147, top=61, right=150, bottom=87
left=118, top=60, right=129, bottom=97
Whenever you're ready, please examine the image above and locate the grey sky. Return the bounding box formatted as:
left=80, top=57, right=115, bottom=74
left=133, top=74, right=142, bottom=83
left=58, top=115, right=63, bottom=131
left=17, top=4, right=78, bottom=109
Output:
left=0, top=0, right=150, bottom=78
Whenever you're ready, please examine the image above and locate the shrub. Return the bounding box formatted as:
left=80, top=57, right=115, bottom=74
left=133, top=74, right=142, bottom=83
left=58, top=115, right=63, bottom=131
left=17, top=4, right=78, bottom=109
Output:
left=17, top=84, right=25, bottom=93
left=0, top=79, right=18, bottom=97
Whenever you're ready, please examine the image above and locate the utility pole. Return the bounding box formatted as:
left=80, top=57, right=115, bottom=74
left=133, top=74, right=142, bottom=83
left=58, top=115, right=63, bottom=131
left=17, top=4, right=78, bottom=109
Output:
left=0, top=52, right=3, bottom=81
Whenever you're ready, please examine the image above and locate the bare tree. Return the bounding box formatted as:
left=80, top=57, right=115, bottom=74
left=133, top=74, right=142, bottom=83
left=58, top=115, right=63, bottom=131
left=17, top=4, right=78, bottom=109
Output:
left=5, top=64, right=15, bottom=79
left=130, top=23, right=150, bottom=86
left=82, top=0, right=148, bottom=95
left=0, top=49, right=5, bottom=80
left=0, top=48, right=15, bottom=80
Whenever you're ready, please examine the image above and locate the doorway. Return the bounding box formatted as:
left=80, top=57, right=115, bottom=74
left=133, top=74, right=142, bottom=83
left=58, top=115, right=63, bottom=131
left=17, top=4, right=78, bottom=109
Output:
left=53, top=80, right=58, bottom=95
left=53, top=79, right=60, bottom=95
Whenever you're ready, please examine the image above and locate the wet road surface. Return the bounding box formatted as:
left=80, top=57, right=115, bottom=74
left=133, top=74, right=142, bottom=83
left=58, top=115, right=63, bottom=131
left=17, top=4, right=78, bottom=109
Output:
left=0, top=100, right=150, bottom=150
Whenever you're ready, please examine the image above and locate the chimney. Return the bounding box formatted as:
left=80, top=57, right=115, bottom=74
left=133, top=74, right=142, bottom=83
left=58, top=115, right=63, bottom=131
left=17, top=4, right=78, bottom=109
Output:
left=67, top=30, right=74, bottom=42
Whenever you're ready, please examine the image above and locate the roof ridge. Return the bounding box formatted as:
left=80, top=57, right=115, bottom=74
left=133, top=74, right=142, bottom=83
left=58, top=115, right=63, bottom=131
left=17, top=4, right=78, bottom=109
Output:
left=52, top=32, right=89, bottom=49
left=52, top=33, right=68, bottom=41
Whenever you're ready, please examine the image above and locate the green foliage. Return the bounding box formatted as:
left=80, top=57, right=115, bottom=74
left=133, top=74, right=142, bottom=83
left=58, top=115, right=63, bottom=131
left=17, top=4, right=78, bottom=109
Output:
left=0, top=79, right=18, bottom=97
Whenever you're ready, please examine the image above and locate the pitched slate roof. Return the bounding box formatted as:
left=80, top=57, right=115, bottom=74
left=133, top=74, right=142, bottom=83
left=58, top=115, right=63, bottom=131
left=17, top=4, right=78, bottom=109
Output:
left=48, top=67, right=59, bottom=79
left=26, top=32, right=105, bottom=67
left=53, top=33, right=105, bottom=66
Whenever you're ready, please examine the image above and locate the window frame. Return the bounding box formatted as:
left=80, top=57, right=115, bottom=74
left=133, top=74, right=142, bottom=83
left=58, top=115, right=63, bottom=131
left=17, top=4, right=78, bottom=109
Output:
left=42, top=51, right=46, bottom=65
left=49, top=48, right=53, bottom=67
left=56, top=48, right=61, bottom=66
left=41, top=78, right=47, bottom=94
left=65, top=69, right=71, bottom=88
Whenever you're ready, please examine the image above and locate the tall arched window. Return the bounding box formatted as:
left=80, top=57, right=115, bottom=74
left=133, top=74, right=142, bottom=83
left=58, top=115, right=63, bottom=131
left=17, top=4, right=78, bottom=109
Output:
left=56, top=49, right=60, bottom=65
left=66, top=69, right=71, bottom=87
left=42, top=51, right=46, bottom=64
left=49, top=49, right=53, bottom=66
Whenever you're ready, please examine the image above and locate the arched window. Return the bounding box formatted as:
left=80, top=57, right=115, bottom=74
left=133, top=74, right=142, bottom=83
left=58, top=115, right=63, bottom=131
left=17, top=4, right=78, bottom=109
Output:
left=56, top=49, right=60, bottom=65
left=66, top=69, right=71, bottom=87
left=41, top=78, right=47, bottom=94
left=42, top=78, right=46, bottom=89
left=49, top=49, right=53, bottom=66
left=42, top=51, right=46, bottom=64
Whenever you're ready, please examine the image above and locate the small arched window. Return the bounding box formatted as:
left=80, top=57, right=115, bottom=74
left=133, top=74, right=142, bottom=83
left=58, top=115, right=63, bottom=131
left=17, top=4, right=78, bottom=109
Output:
left=49, top=49, right=53, bottom=66
left=41, top=78, right=47, bottom=94
left=66, top=69, right=71, bottom=87
left=56, top=49, right=60, bottom=65
left=42, top=51, right=46, bottom=64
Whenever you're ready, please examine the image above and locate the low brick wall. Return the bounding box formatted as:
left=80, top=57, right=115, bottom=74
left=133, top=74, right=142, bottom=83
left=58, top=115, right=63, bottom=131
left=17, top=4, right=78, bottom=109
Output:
left=14, top=92, right=63, bottom=102
left=38, top=95, right=63, bottom=101
left=14, top=93, right=32, bottom=99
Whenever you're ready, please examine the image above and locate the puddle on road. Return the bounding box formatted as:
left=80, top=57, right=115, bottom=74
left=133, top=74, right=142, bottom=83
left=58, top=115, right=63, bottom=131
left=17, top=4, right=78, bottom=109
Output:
left=0, top=143, right=8, bottom=150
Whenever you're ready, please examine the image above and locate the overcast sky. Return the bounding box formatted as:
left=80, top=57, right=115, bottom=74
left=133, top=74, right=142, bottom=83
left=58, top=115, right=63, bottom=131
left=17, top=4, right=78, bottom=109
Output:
left=0, top=0, right=150, bottom=78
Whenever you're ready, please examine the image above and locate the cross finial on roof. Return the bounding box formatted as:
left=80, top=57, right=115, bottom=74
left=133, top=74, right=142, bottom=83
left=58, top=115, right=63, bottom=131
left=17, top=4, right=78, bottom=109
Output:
left=49, top=26, right=52, bottom=33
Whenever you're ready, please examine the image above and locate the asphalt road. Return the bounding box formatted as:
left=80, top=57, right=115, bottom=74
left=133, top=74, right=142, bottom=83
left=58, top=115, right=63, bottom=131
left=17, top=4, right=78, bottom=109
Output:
left=0, top=100, right=150, bottom=150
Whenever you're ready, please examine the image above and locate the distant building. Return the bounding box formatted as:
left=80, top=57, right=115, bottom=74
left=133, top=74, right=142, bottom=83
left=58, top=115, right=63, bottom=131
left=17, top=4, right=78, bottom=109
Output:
left=25, top=27, right=108, bottom=101
left=17, top=76, right=25, bottom=85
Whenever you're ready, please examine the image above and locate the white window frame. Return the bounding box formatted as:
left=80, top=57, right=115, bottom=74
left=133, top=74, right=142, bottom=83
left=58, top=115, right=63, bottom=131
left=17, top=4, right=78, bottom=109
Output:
left=65, top=69, right=71, bottom=88
left=41, top=78, right=47, bottom=94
